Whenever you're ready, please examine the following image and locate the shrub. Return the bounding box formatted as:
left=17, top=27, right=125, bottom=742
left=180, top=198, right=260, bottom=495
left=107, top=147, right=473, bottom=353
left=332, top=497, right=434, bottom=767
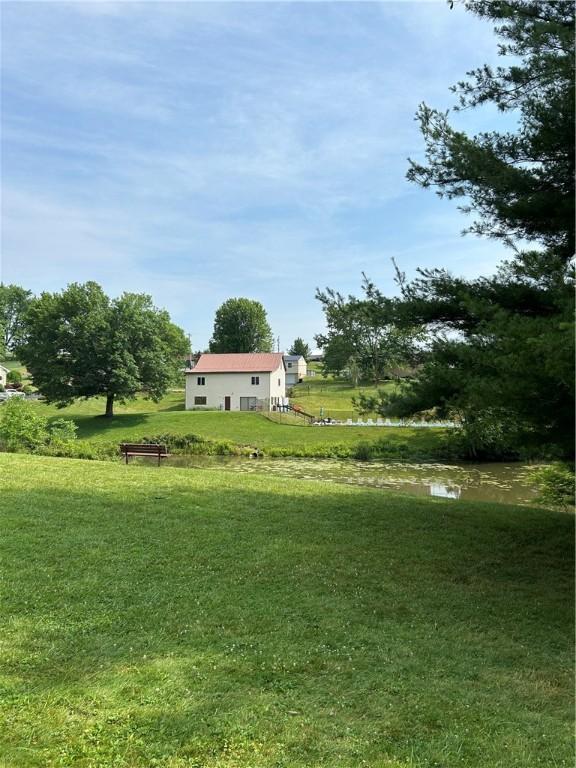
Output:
left=6, top=370, right=22, bottom=388
left=0, top=398, right=49, bottom=451
left=353, top=442, right=374, bottom=461
left=48, top=418, right=78, bottom=448
left=0, top=400, right=80, bottom=455
left=0, top=383, right=4, bottom=393
left=140, top=433, right=246, bottom=456
left=38, top=440, right=118, bottom=461
left=21, top=385, right=33, bottom=394
left=531, top=464, right=574, bottom=510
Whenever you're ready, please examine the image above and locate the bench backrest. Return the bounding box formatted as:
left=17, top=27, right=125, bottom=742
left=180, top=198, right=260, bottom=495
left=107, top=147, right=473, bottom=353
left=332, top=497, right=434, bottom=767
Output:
left=120, top=443, right=167, bottom=454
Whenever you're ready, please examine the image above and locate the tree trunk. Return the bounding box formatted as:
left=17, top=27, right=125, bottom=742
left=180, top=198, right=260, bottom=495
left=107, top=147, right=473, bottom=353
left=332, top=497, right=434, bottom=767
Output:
left=104, top=393, right=115, bottom=418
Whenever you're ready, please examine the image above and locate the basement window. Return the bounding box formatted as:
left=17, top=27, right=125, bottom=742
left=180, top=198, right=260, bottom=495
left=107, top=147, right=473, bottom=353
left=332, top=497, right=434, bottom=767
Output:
left=194, top=396, right=207, bottom=405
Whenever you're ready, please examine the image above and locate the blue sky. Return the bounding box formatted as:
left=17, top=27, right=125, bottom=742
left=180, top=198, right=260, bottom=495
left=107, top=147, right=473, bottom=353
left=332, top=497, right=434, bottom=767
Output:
left=1, top=1, right=509, bottom=351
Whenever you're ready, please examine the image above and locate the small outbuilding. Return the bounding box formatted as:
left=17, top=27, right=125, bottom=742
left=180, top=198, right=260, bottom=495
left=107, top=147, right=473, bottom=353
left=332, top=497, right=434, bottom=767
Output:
left=283, top=355, right=307, bottom=385
left=0, top=365, right=9, bottom=388
left=185, top=353, right=286, bottom=412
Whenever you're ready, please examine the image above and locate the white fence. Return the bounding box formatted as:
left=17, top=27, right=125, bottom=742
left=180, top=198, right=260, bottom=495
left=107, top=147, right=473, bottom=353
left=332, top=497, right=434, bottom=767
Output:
left=313, top=418, right=460, bottom=428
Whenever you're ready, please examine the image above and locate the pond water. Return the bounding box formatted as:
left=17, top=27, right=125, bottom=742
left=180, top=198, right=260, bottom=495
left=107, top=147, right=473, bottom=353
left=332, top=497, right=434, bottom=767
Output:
left=131, top=454, right=542, bottom=506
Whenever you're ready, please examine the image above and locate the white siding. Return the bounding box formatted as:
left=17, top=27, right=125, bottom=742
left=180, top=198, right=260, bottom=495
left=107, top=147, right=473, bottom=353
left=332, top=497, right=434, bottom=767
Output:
left=185, top=365, right=285, bottom=411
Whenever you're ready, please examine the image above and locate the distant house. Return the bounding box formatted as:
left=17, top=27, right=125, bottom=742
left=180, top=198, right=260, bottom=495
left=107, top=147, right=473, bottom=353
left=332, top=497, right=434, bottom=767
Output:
left=0, top=365, right=9, bottom=388
left=283, top=355, right=307, bottom=385
left=185, top=353, right=286, bottom=412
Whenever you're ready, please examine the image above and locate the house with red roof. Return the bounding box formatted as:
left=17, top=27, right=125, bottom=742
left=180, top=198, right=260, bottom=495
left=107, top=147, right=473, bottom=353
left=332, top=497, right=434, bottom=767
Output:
left=185, top=353, right=286, bottom=412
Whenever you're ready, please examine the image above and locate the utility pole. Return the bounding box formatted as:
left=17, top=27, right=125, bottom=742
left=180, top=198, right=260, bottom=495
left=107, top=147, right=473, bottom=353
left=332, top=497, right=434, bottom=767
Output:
left=186, top=333, right=193, bottom=368
left=277, top=336, right=280, bottom=353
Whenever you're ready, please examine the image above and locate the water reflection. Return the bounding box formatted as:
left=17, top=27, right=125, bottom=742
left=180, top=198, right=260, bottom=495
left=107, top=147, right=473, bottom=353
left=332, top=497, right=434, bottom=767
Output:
left=126, top=454, right=542, bottom=506
left=429, top=483, right=461, bottom=500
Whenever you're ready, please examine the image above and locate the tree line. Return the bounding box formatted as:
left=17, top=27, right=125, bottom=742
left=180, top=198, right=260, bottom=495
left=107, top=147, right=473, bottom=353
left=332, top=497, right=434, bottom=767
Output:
left=2, top=1, right=572, bottom=457
left=0, top=284, right=313, bottom=417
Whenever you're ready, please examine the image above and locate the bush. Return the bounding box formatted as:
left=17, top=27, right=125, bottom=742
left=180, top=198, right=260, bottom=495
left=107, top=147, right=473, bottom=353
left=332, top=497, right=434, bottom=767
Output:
left=0, top=398, right=49, bottom=451
left=140, top=433, right=246, bottom=456
left=0, top=383, right=4, bottom=393
left=0, top=399, right=79, bottom=454
left=6, top=370, right=22, bottom=388
left=38, top=440, right=118, bottom=461
left=48, top=418, right=78, bottom=448
left=531, top=464, right=574, bottom=510
left=21, top=385, right=33, bottom=394
left=353, top=442, right=374, bottom=461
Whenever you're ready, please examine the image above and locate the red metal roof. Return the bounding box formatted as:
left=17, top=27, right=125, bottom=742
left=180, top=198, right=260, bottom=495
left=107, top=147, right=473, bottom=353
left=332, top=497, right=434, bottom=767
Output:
left=188, top=353, right=285, bottom=374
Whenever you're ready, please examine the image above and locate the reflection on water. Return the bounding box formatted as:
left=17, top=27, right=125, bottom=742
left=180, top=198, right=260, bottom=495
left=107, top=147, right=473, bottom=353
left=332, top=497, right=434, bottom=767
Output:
left=126, top=454, right=543, bottom=506
left=430, top=483, right=461, bottom=500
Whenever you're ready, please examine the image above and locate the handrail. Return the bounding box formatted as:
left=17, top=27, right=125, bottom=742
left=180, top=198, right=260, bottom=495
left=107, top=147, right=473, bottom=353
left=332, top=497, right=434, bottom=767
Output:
left=282, top=404, right=316, bottom=423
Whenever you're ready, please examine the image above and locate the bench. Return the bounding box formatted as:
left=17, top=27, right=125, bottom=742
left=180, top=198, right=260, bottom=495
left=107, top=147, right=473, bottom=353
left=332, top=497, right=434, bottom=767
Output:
left=120, top=443, right=169, bottom=465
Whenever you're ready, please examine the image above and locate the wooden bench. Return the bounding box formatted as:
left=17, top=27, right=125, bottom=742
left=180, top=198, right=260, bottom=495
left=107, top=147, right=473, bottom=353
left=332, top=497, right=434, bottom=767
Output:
left=120, top=443, right=169, bottom=465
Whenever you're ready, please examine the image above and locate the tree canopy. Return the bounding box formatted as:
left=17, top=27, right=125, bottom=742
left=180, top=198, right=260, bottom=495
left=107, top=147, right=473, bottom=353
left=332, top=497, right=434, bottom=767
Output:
left=209, top=298, right=273, bottom=353
left=288, top=338, right=311, bottom=358
left=356, top=0, right=575, bottom=458
left=19, top=282, right=188, bottom=417
left=315, top=276, right=420, bottom=384
left=0, top=284, right=33, bottom=356
left=408, top=0, right=574, bottom=259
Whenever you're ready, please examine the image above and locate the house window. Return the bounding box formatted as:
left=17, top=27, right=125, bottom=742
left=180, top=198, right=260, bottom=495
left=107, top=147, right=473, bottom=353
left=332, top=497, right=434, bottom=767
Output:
left=287, top=362, right=292, bottom=368
left=197, top=376, right=205, bottom=385
left=251, top=376, right=260, bottom=385
left=278, top=378, right=281, bottom=386
left=194, top=396, right=207, bottom=405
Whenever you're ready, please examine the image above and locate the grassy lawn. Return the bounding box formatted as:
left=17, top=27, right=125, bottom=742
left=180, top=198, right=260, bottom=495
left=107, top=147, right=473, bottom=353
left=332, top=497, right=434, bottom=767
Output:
left=290, top=374, right=395, bottom=420
left=35, top=393, right=449, bottom=458
left=0, top=360, right=25, bottom=371
left=1, top=454, right=573, bottom=767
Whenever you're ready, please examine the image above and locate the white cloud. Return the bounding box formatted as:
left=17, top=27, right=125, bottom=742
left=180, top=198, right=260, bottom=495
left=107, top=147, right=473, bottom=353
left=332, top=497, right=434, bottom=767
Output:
left=2, top=0, right=514, bottom=348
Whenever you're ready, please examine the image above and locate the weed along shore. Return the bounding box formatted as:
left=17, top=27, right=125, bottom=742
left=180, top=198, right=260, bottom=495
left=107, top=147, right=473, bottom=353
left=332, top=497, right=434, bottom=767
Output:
left=1, top=453, right=573, bottom=767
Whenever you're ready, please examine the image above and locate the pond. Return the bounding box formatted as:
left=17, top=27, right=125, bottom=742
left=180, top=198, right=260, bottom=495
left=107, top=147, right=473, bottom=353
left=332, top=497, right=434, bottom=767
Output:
left=130, top=454, right=542, bottom=506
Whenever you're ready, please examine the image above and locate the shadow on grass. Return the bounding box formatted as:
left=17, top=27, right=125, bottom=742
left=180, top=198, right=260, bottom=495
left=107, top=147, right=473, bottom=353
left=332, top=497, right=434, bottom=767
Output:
left=60, top=412, right=153, bottom=439
left=1, top=461, right=574, bottom=766
left=156, top=402, right=186, bottom=412
left=3, top=476, right=573, bottom=685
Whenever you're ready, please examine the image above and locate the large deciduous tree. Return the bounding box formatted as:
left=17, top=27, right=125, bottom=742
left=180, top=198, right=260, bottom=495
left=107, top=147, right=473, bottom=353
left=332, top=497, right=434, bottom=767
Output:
left=359, top=0, right=575, bottom=458
left=19, top=282, right=188, bottom=417
left=0, top=284, right=33, bottom=356
left=315, top=276, right=420, bottom=384
left=209, top=298, right=273, bottom=353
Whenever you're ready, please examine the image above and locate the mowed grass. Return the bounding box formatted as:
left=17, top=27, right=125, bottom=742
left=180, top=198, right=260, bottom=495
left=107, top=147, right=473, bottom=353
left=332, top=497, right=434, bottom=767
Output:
left=1, top=454, right=573, bottom=767
left=290, top=374, right=394, bottom=420
left=36, top=393, right=448, bottom=456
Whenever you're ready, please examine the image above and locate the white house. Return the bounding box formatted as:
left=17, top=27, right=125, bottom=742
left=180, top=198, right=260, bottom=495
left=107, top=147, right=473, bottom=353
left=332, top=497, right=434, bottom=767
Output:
left=0, top=365, right=9, bottom=388
left=185, top=353, right=286, bottom=412
left=283, top=355, right=307, bottom=385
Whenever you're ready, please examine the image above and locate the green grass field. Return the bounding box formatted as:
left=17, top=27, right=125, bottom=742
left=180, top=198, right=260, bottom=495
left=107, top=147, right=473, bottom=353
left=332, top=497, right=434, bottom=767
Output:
left=290, top=373, right=394, bottom=421
left=35, top=392, right=449, bottom=458
left=0, top=359, right=26, bottom=372
left=1, top=454, right=573, bottom=767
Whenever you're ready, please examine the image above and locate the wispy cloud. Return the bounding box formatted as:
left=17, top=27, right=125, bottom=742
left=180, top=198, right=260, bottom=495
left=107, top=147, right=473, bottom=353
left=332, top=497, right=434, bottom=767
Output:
left=2, top=1, right=508, bottom=348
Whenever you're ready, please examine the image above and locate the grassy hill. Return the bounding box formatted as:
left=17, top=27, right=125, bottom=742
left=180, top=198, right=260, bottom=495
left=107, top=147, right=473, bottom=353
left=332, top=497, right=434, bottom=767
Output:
left=1, top=454, right=573, bottom=767
left=35, top=392, right=449, bottom=459
left=289, top=374, right=393, bottom=421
